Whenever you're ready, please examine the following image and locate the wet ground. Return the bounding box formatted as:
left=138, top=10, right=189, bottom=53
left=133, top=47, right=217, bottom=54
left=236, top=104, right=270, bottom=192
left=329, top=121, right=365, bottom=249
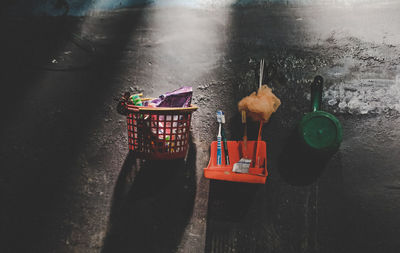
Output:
left=1, top=2, right=400, bottom=252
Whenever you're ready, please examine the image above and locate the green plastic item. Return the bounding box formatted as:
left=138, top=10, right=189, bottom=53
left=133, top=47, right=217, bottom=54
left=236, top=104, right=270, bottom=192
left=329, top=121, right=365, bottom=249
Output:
left=131, top=94, right=143, bottom=106
left=299, top=76, right=342, bottom=152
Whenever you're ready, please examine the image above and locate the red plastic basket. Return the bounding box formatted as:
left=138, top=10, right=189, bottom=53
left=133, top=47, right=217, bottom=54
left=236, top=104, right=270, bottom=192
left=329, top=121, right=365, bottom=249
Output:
left=125, top=104, right=198, bottom=160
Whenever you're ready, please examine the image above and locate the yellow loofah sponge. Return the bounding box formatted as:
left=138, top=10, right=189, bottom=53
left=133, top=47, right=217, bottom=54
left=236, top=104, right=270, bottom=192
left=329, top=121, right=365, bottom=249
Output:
left=238, top=85, right=281, bottom=122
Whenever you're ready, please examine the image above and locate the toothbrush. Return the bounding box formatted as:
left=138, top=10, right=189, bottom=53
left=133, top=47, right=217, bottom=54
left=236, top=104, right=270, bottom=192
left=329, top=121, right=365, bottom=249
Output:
left=220, top=111, right=230, bottom=165
left=216, top=110, right=223, bottom=165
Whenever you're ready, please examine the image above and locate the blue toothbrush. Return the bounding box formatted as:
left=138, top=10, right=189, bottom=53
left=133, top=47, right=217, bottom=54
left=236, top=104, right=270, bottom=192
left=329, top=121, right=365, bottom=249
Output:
left=216, top=110, right=223, bottom=165
left=220, top=111, right=230, bottom=165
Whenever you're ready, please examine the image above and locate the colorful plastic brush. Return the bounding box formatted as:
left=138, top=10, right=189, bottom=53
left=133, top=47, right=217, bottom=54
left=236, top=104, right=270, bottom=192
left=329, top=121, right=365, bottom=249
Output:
left=216, top=110, right=223, bottom=165
left=220, top=111, right=230, bottom=165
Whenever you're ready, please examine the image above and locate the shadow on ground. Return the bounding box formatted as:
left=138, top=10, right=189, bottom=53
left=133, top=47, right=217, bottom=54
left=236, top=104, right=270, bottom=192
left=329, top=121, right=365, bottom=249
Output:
left=0, top=8, right=150, bottom=252
left=278, top=129, right=333, bottom=186
left=102, top=137, right=197, bottom=253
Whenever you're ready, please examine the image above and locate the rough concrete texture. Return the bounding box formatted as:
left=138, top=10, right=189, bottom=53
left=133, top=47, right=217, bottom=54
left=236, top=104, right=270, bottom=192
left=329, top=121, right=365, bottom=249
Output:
left=4, top=0, right=397, bottom=16
left=1, top=1, right=400, bottom=253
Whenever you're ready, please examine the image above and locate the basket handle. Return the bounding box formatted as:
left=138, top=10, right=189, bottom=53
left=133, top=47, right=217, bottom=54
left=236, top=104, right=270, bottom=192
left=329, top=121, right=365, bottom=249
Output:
left=131, top=106, right=140, bottom=112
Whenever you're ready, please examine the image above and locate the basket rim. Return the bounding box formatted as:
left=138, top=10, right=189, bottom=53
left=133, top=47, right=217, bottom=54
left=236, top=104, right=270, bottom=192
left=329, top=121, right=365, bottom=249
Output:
left=126, top=104, right=198, bottom=112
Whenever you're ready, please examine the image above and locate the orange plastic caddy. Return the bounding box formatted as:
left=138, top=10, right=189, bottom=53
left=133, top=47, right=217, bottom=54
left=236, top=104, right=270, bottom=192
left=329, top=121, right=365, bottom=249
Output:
left=204, top=140, right=267, bottom=184
left=125, top=104, right=197, bottom=160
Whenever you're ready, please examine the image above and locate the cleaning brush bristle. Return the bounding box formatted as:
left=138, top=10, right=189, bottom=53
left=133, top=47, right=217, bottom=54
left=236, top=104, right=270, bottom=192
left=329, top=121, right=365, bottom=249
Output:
left=217, top=110, right=223, bottom=123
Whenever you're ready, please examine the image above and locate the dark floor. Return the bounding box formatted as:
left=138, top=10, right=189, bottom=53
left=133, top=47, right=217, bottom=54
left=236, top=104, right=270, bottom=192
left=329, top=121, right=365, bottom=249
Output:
left=1, top=2, right=400, bottom=253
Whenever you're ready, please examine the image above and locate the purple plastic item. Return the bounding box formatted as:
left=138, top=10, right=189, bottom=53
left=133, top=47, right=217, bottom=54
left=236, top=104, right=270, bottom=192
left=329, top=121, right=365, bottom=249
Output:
left=147, top=86, right=193, bottom=107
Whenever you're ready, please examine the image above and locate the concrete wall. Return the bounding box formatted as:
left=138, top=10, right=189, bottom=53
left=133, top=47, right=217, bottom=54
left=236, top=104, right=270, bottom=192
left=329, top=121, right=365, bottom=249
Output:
left=3, top=0, right=396, bottom=16
left=1, top=1, right=400, bottom=253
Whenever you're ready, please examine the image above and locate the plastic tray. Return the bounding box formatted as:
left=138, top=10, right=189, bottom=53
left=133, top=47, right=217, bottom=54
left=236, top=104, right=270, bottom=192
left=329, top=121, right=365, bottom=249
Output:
left=204, top=140, right=267, bottom=184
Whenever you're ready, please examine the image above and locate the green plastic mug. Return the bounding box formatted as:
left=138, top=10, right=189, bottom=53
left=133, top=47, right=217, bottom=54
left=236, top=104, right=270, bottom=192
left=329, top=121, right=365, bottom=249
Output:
left=299, top=76, right=342, bottom=152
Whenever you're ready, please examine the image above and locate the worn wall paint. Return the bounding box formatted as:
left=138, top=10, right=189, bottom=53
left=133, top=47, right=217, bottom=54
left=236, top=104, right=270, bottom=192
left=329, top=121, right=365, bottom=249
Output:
left=324, top=77, right=400, bottom=114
